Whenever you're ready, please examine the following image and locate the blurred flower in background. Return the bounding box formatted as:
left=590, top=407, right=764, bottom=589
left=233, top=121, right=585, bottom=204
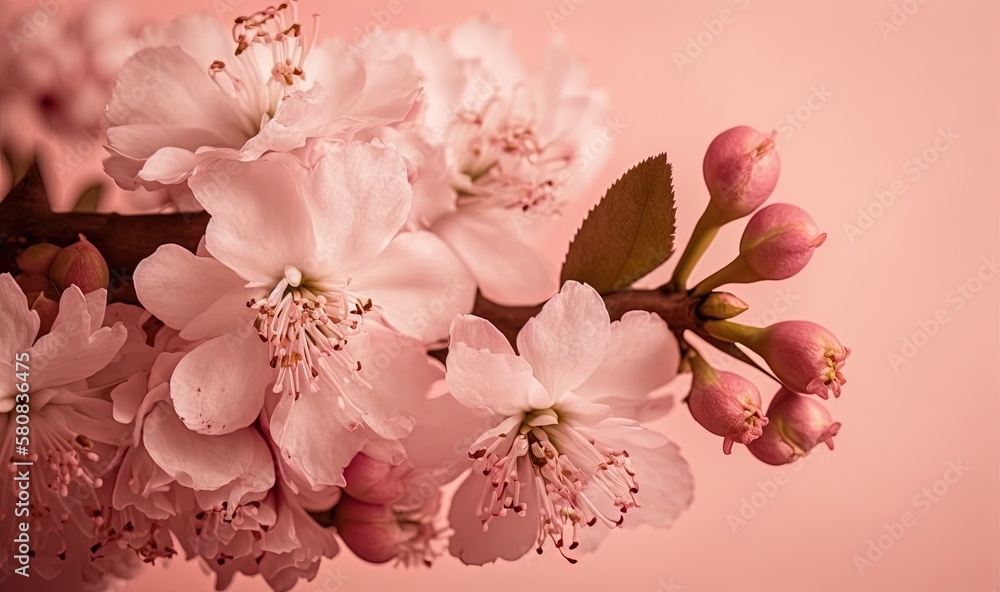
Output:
left=0, top=0, right=169, bottom=212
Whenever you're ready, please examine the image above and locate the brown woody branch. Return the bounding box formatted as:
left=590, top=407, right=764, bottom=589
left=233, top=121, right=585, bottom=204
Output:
left=0, top=165, right=210, bottom=303
left=1, top=165, right=724, bottom=362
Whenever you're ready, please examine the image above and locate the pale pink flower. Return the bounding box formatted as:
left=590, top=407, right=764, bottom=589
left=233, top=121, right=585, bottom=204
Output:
left=133, top=142, right=473, bottom=488
left=0, top=0, right=173, bottom=213
left=0, top=273, right=129, bottom=584
left=112, top=368, right=276, bottom=525
left=363, top=20, right=609, bottom=305
left=254, top=479, right=340, bottom=591
left=103, top=309, right=339, bottom=591
left=103, top=2, right=420, bottom=200
left=440, top=281, right=693, bottom=564
left=0, top=0, right=136, bottom=135
left=167, top=419, right=340, bottom=592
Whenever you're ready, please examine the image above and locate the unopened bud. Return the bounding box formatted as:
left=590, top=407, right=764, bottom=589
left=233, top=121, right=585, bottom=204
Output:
left=698, top=292, right=749, bottom=320
left=16, top=243, right=62, bottom=275
left=332, top=496, right=402, bottom=564
left=703, top=126, right=781, bottom=224
left=343, top=453, right=409, bottom=505
left=49, top=234, right=110, bottom=294
left=740, top=203, right=826, bottom=280
left=748, top=388, right=841, bottom=465
left=692, top=203, right=826, bottom=295
left=14, top=272, right=59, bottom=297
left=705, top=320, right=850, bottom=399
left=687, top=356, right=768, bottom=454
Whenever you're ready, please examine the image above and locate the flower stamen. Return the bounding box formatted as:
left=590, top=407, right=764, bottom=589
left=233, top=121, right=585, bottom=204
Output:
left=468, top=409, right=639, bottom=562
left=248, top=267, right=372, bottom=399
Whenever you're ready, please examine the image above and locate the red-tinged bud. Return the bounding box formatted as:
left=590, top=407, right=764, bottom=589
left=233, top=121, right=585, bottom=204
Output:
left=332, top=496, right=402, bottom=564
left=740, top=203, right=825, bottom=280
left=670, top=126, right=782, bottom=291
left=687, top=356, right=768, bottom=455
left=49, top=234, right=110, bottom=294
left=692, top=203, right=826, bottom=295
left=748, top=388, right=841, bottom=465
left=703, top=126, right=780, bottom=224
left=705, top=320, right=850, bottom=399
left=14, top=272, right=59, bottom=297
left=343, top=453, right=409, bottom=505
left=16, top=243, right=62, bottom=275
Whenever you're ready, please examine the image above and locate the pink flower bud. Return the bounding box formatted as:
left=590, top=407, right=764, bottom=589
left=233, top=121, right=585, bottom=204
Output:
left=16, top=243, right=62, bottom=276
left=748, top=388, right=841, bottom=465
left=740, top=203, right=826, bottom=280
left=698, top=292, right=749, bottom=320
left=343, top=454, right=409, bottom=505
left=14, top=272, right=59, bottom=297
left=749, top=321, right=850, bottom=399
left=703, top=126, right=780, bottom=223
left=687, top=357, right=768, bottom=454
left=49, top=234, right=110, bottom=294
left=333, top=496, right=402, bottom=564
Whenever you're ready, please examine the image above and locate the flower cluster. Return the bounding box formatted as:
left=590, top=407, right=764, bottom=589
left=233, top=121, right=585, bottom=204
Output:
left=672, top=125, right=849, bottom=459
left=0, top=2, right=850, bottom=590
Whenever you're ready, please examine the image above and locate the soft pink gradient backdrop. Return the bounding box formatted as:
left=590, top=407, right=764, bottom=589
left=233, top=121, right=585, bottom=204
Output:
left=15, top=0, right=1000, bottom=590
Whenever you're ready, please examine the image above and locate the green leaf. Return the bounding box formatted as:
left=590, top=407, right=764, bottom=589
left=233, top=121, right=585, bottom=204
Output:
left=560, top=153, right=676, bottom=293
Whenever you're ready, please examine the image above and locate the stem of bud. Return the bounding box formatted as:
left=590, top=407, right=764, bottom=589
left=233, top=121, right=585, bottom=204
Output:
left=691, top=255, right=760, bottom=297
left=667, top=211, right=721, bottom=291
left=703, top=319, right=761, bottom=345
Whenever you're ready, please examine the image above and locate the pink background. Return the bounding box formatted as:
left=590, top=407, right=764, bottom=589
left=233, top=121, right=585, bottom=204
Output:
left=11, top=0, right=1000, bottom=590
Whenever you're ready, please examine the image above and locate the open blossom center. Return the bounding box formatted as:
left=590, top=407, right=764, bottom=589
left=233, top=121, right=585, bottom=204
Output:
left=248, top=265, right=372, bottom=399
left=6, top=421, right=108, bottom=540
left=814, top=346, right=850, bottom=397
left=469, top=408, right=638, bottom=562
left=449, top=96, right=571, bottom=214
left=207, top=0, right=320, bottom=135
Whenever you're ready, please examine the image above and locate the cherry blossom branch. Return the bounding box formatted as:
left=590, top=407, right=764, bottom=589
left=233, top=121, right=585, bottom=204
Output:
left=0, top=165, right=209, bottom=303
left=1, top=166, right=719, bottom=359
left=470, top=289, right=699, bottom=346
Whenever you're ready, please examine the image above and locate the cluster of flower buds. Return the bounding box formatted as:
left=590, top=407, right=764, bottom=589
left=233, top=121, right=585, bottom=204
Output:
left=13, top=234, right=110, bottom=333
left=332, top=453, right=447, bottom=567
left=674, top=126, right=849, bottom=464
